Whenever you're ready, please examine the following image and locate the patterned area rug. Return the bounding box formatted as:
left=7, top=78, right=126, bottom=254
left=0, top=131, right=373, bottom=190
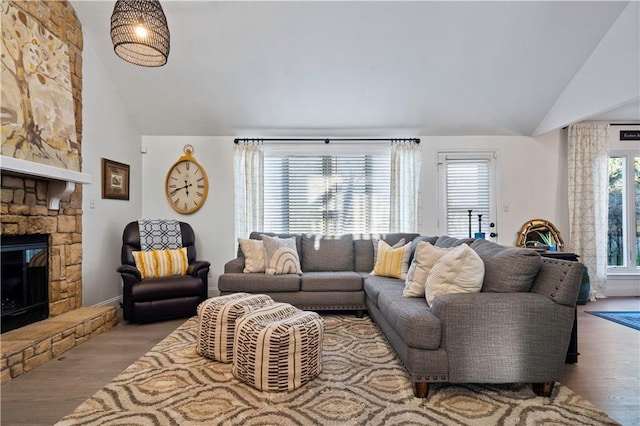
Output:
left=587, top=311, right=640, bottom=331
left=56, top=315, right=618, bottom=425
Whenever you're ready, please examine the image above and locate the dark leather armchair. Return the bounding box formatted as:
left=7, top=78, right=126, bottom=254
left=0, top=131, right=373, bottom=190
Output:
left=117, top=221, right=210, bottom=323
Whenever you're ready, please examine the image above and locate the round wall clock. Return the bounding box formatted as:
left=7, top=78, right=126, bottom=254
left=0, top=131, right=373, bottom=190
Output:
left=165, top=145, right=209, bottom=214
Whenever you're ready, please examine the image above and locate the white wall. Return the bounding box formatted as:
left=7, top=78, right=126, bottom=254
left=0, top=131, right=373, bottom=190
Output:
left=86, top=124, right=636, bottom=300
left=140, top=136, right=236, bottom=294
left=419, top=131, right=569, bottom=247
left=535, top=1, right=639, bottom=135
left=138, top=131, right=570, bottom=293
left=81, top=35, right=142, bottom=307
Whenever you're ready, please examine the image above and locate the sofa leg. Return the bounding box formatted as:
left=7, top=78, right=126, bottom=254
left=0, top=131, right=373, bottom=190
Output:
left=356, top=310, right=364, bottom=318
left=532, top=381, right=555, bottom=397
left=412, top=381, right=429, bottom=398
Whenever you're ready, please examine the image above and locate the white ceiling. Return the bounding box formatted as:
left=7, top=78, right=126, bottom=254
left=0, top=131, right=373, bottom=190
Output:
left=72, top=1, right=639, bottom=137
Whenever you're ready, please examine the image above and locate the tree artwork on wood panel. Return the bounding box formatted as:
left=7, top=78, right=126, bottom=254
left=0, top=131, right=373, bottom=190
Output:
left=0, top=3, right=80, bottom=171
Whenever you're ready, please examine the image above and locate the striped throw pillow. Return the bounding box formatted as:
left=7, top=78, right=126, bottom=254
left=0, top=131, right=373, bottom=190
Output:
left=372, top=240, right=412, bottom=279
left=132, top=247, right=189, bottom=279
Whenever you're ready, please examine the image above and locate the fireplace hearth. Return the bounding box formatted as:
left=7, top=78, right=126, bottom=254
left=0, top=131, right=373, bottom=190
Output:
left=1, top=234, right=49, bottom=333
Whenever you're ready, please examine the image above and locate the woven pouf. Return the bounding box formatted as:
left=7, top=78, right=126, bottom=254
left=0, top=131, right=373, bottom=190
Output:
left=232, top=303, right=325, bottom=392
left=196, top=293, right=274, bottom=362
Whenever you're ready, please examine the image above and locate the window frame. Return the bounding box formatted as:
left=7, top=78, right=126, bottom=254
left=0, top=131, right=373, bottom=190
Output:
left=607, top=148, right=639, bottom=275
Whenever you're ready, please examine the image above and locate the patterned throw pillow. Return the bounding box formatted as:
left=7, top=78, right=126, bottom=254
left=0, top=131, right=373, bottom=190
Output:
left=132, top=247, right=189, bottom=279
left=238, top=238, right=266, bottom=273
left=424, top=243, right=485, bottom=306
left=262, top=235, right=302, bottom=276
left=372, top=237, right=405, bottom=266
left=372, top=240, right=412, bottom=280
left=403, top=242, right=452, bottom=297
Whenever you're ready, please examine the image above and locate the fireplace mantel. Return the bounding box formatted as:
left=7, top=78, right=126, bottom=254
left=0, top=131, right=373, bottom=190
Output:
left=0, top=156, right=92, bottom=210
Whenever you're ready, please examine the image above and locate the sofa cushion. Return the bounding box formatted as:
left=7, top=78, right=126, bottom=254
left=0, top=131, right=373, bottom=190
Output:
left=263, top=235, right=302, bottom=276
left=301, top=272, right=363, bottom=292
left=372, top=240, right=412, bottom=279
left=248, top=232, right=302, bottom=257
left=411, top=235, right=439, bottom=253
left=434, top=235, right=475, bottom=248
left=218, top=273, right=301, bottom=293
left=378, top=287, right=442, bottom=350
left=403, top=242, right=452, bottom=297
left=354, top=239, right=376, bottom=272
left=238, top=238, right=265, bottom=273
left=301, top=234, right=354, bottom=272
left=363, top=276, right=403, bottom=306
left=470, top=239, right=542, bottom=293
left=425, top=243, right=485, bottom=306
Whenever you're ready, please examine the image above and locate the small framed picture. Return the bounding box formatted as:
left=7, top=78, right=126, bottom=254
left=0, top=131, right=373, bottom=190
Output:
left=101, top=158, right=130, bottom=200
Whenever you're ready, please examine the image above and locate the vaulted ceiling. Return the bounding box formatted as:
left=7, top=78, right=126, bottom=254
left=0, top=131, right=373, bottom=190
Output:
left=73, top=1, right=639, bottom=137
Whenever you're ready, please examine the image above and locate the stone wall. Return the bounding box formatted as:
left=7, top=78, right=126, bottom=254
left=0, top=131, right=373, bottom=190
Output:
left=1, top=0, right=84, bottom=317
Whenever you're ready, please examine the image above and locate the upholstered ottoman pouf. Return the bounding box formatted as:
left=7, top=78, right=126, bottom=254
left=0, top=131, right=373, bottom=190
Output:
left=196, top=293, right=274, bottom=362
left=232, top=303, right=325, bottom=392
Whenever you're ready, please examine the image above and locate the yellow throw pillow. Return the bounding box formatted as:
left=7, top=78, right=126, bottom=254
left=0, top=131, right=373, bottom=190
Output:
left=372, top=240, right=412, bottom=279
left=132, top=247, right=189, bottom=279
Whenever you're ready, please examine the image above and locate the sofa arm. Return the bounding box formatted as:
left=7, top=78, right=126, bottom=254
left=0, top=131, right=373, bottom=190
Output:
left=431, top=292, right=574, bottom=383
left=224, top=257, right=245, bottom=273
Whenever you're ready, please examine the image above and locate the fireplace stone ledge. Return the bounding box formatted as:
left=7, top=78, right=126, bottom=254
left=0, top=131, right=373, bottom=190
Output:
left=0, top=306, right=117, bottom=384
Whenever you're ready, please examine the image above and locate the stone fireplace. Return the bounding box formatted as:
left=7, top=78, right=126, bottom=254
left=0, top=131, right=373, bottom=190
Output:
left=1, top=0, right=84, bottom=319
left=1, top=1, right=116, bottom=384
left=1, top=174, right=84, bottom=320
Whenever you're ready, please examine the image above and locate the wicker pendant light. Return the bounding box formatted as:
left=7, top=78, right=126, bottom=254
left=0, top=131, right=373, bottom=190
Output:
left=110, top=0, right=170, bottom=67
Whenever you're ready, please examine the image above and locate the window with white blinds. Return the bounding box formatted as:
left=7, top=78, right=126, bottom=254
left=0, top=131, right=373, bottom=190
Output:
left=438, top=153, right=496, bottom=239
left=264, top=146, right=391, bottom=234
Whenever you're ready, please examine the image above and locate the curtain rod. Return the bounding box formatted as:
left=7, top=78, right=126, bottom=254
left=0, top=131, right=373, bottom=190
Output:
left=563, top=122, right=640, bottom=129
left=233, top=138, right=420, bottom=144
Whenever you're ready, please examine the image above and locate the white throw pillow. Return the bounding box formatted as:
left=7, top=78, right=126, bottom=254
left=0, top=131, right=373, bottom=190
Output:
left=262, top=235, right=302, bottom=276
left=403, top=242, right=452, bottom=297
left=424, top=243, right=485, bottom=306
left=238, top=238, right=265, bottom=273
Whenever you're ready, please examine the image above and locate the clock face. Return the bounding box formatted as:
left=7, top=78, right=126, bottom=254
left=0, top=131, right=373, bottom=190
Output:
left=165, top=159, right=209, bottom=214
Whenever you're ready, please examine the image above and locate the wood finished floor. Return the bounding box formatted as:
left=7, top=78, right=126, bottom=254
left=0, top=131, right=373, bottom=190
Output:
left=1, top=297, right=639, bottom=426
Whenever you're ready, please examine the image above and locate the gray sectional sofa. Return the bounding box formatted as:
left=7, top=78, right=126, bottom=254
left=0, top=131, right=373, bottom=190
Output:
left=218, top=232, right=583, bottom=398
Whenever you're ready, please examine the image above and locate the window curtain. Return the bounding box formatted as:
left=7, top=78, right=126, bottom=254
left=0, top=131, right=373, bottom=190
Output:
left=567, top=122, right=610, bottom=300
left=390, top=140, right=422, bottom=233
left=233, top=140, right=263, bottom=242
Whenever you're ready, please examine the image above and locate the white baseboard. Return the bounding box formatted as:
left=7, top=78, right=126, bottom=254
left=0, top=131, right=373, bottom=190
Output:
left=605, top=276, right=640, bottom=297
left=92, top=295, right=122, bottom=308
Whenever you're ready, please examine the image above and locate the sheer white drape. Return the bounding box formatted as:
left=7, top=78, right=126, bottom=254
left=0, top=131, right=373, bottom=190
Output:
left=567, top=122, right=610, bottom=300
left=390, top=140, right=422, bottom=233
left=233, top=141, right=263, bottom=242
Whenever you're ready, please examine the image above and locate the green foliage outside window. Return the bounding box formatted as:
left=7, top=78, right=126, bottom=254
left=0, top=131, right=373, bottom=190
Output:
left=608, top=156, right=640, bottom=267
